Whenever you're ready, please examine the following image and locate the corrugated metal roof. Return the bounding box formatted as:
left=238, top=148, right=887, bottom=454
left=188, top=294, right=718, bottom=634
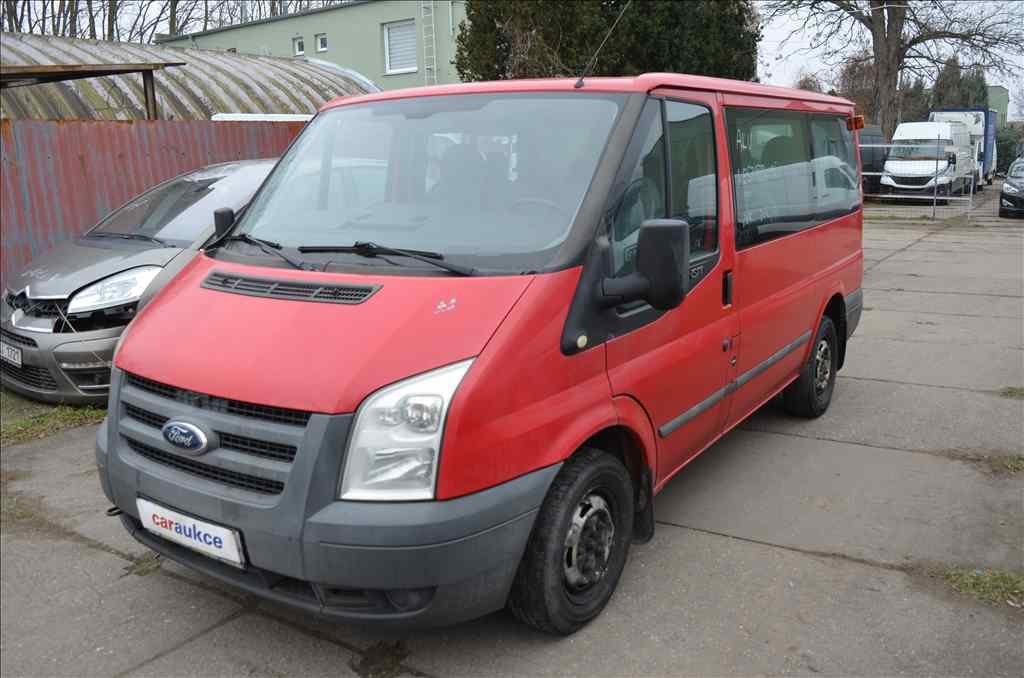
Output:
left=0, top=32, right=370, bottom=120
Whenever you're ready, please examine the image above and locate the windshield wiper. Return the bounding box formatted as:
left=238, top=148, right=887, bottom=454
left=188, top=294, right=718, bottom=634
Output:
left=219, top=234, right=308, bottom=270
left=297, top=242, right=476, bottom=276
left=89, top=231, right=169, bottom=247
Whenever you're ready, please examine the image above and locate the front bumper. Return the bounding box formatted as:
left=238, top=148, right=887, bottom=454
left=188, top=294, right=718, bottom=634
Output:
left=880, top=174, right=953, bottom=194
left=98, top=369, right=559, bottom=627
left=1000, top=190, right=1024, bottom=215
left=0, top=318, right=120, bottom=404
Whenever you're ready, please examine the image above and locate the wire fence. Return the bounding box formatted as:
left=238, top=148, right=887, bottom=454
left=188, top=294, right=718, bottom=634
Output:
left=860, top=139, right=978, bottom=222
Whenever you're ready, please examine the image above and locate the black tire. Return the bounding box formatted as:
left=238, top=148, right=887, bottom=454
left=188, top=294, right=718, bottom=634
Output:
left=508, top=448, right=634, bottom=635
left=783, top=316, right=838, bottom=418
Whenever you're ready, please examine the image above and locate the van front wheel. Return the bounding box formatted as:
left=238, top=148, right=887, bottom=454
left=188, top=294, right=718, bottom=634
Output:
left=508, top=448, right=633, bottom=635
left=783, top=316, right=838, bottom=418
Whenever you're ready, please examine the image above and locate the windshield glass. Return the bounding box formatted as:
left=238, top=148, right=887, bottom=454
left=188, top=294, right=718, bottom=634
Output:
left=91, top=163, right=271, bottom=247
left=888, top=139, right=953, bottom=160
left=234, top=93, right=625, bottom=273
left=1009, top=162, right=1024, bottom=179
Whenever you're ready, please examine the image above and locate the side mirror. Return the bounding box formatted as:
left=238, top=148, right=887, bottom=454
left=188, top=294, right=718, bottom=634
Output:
left=213, top=207, right=235, bottom=238
left=947, top=153, right=957, bottom=167
left=600, top=219, right=690, bottom=310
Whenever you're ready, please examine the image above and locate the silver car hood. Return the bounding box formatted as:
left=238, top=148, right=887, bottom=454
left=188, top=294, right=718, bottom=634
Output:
left=5, top=237, right=184, bottom=299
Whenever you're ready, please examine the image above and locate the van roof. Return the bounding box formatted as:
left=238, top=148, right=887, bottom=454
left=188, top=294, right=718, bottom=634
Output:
left=320, top=73, right=854, bottom=112
left=893, top=120, right=960, bottom=138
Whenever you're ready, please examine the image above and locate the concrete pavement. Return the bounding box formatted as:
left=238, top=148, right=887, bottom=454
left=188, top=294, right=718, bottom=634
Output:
left=2, top=190, right=1021, bottom=676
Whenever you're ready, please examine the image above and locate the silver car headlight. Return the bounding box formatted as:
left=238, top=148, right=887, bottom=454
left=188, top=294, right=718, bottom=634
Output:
left=67, top=266, right=161, bottom=314
left=1003, top=182, right=1020, bottom=194
left=340, top=359, right=474, bottom=501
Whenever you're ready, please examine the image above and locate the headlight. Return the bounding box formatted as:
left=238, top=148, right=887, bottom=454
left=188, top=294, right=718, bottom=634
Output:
left=1004, top=183, right=1020, bottom=194
left=67, top=266, right=161, bottom=314
left=340, top=359, right=473, bottom=501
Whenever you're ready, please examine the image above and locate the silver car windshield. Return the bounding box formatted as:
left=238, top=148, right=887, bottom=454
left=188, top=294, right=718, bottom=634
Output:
left=90, top=163, right=271, bottom=247
left=235, top=93, right=625, bottom=273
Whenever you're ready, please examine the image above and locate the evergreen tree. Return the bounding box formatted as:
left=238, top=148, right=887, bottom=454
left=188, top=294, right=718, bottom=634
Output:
left=932, top=57, right=964, bottom=109
left=455, top=0, right=761, bottom=83
left=899, top=78, right=931, bottom=122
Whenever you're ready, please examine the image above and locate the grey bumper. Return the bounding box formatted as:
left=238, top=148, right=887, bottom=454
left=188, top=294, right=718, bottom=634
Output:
left=0, top=317, right=120, bottom=405
left=845, top=288, right=863, bottom=340
left=98, top=369, right=559, bottom=626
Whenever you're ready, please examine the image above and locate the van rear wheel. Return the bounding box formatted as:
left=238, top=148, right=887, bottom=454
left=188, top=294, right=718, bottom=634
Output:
left=508, top=448, right=633, bottom=635
left=783, top=316, right=838, bottom=418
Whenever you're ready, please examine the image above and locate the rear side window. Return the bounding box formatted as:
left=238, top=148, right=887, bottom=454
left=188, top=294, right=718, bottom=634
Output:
left=810, top=116, right=860, bottom=220
left=666, top=100, right=718, bottom=255
left=727, top=109, right=814, bottom=248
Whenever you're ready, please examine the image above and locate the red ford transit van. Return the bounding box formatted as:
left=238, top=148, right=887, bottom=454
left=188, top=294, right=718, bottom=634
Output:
left=97, top=74, right=863, bottom=634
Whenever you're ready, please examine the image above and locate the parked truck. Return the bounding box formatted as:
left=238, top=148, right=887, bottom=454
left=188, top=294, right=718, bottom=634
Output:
left=929, top=108, right=998, bottom=187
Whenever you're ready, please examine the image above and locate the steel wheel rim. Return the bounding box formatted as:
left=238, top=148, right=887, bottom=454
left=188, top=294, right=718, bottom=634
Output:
left=813, top=339, right=832, bottom=395
left=563, top=493, right=615, bottom=592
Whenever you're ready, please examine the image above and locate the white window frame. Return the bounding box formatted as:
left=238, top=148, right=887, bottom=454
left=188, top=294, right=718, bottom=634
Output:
left=292, top=36, right=305, bottom=57
left=315, top=33, right=328, bottom=52
left=383, top=19, right=417, bottom=75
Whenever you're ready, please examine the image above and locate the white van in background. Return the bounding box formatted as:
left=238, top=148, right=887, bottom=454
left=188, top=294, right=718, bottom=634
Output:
left=881, top=121, right=974, bottom=196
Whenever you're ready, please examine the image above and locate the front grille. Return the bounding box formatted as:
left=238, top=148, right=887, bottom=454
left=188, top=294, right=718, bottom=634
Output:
left=219, top=433, right=297, bottom=463
left=1, top=361, right=58, bottom=391
left=124, top=436, right=285, bottom=495
left=0, top=328, right=37, bottom=347
left=124, top=403, right=168, bottom=428
left=202, top=271, right=379, bottom=305
left=125, top=373, right=311, bottom=427
left=4, top=292, right=67, bottom=318
left=124, top=403, right=297, bottom=463
left=894, top=175, right=932, bottom=187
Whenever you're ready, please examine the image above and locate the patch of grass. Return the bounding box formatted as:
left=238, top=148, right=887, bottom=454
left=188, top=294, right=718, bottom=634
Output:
left=0, top=389, right=105, bottom=447
left=997, top=386, right=1024, bottom=399
left=988, top=455, right=1024, bottom=474
left=122, top=552, right=162, bottom=577
left=943, top=568, right=1024, bottom=609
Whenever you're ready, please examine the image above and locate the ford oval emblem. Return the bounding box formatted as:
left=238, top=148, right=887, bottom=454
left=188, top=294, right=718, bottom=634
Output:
left=161, top=421, right=208, bottom=455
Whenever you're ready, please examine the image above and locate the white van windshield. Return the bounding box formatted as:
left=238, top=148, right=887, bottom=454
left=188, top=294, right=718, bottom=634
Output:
left=888, top=139, right=953, bottom=160
left=235, top=93, right=625, bottom=273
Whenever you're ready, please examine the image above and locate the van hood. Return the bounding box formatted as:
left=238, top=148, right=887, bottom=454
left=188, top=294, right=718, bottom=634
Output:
left=4, top=237, right=183, bottom=299
left=884, top=159, right=949, bottom=176
left=115, top=254, right=534, bottom=414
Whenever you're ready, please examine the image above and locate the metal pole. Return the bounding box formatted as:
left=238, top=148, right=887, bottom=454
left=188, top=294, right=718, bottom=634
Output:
left=932, top=136, right=939, bottom=220
left=142, top=70, right=158, bottom=120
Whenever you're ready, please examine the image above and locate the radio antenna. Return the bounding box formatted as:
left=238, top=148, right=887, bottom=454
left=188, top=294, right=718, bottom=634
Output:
left=574, top=0, right=633, bottom=89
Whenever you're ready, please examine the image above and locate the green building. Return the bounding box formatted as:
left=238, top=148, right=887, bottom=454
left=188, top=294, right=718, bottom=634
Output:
left=987, top=85, right=1009, bottom=127
left=157, top=0, right=467, bottom=93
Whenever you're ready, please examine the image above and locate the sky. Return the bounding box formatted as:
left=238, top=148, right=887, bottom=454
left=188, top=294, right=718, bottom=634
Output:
left=758, top=1, right=1023, bottom=120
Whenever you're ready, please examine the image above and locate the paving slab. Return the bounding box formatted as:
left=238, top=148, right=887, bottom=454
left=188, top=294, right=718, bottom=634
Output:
left=335, top=528, right=1022, bottom=677
left=127, top=613, right=360, bottom=678
left=856, top=307, right=1023, bottom=348
left=654, top=429, right=1022, bottom=571
left=0, top=535, right=241, bottom=677
left=860, top=288, right=1024, bottom=318
left=841, top=335, right=1023, bottom=391
left=864, top=270, right=1023, bottom=297
left=745, top=377, right=1024, bottom=458
left=2, top=423, right=146, bottom=558
left=870, top=256, right=1024, bottom=282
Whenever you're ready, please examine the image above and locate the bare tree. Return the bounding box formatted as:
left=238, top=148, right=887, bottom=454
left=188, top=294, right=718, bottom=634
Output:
left=765, top=0, right=1024, bottom=138
left=105, top=0, right=115, bottom=40
left=794, top=71, right=823, bottom=92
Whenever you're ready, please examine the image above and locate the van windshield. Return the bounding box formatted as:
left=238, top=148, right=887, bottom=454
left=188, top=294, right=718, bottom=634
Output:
left=234, top=93, right=625, bottom=273
left=888, top=139, right=953, bottom=160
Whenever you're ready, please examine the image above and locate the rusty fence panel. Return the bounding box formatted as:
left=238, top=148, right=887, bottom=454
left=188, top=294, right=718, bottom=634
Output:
left=0, top=119, right=304, bottom=290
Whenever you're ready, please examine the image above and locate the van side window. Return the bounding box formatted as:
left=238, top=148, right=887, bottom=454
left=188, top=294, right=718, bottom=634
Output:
left=810, top=115, right=860, bottom=220
left=665, top=100, right=717, bottom=255
left=726, top=109, right=814, bottom=248
left=610, top=99, right=666, bottom=277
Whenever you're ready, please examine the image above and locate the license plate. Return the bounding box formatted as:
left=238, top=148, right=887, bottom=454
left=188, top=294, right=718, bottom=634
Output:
left=0, top=341, right=22, bottom=368
left=136, top=498, right=245, bottom=568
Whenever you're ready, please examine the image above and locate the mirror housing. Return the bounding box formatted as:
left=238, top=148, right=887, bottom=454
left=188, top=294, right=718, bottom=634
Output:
left=600, top=219, right=690, bottom=310
left=213, top=207, right=235, bottom=238
left=947, top=152, right=957, bottom=167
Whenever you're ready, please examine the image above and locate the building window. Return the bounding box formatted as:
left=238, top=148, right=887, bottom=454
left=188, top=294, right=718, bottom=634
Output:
left=292, top=36, right=304, bottom=56
left=315, top=33, right=328, bottom=52
left=383, top=19, right=417, bottom=74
